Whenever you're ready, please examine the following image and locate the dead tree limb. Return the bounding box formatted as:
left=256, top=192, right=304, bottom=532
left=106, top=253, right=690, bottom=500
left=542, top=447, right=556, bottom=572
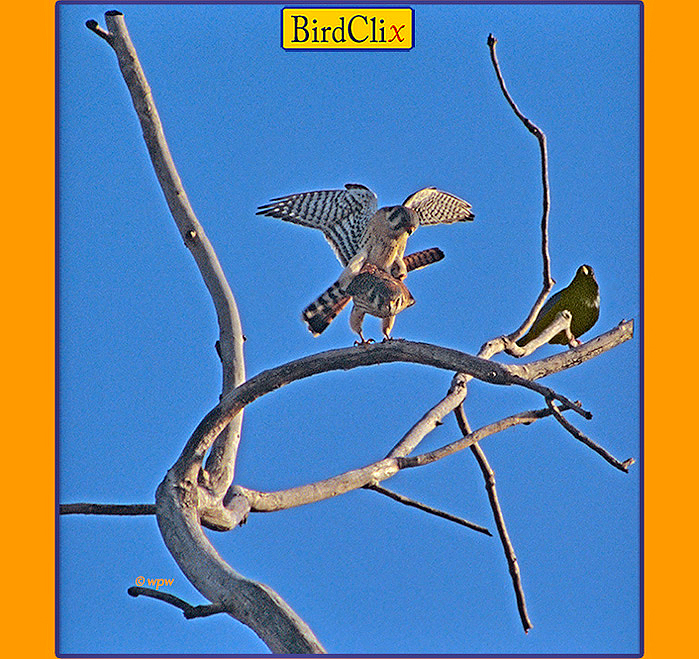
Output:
left=60, top=503, right=155, bottom=515
left=455, top=405, right=533, bottom=633
left=87, top=11, right=245, bottom=497
left=235, top=407, right=555, bottom=512
left=547, top=400, right=635, bottom=472
left=364, top=484, right=492, bottom=536
left=488, top=33, right=554, bottom=303
left=128, top=586, right=229, bottom=619
left=87, top=11, right=324, bottom=653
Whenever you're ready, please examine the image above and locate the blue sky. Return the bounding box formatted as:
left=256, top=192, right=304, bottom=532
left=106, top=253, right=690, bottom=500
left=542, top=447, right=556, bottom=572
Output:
left=57, top=1, right=641, bottom=654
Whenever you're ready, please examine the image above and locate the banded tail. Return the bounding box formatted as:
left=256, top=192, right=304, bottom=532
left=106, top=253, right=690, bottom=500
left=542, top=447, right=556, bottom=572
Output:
left=302, top=246, right=445, bottom=336
left=302, top=283, right=351, bottom=336
left=403, top=246, right=444, bottom=272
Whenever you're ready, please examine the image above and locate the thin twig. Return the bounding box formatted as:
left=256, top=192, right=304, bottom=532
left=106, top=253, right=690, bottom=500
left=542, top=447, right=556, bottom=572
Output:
left=85, top=19, right=111, bottom=42
left=399, top=409, right=553, bottom=470
left=546, top=400, right=635, bottom=472
left=235, top=408, right=554, bottom=512
left=488, top=33, right=553, bottom=293
left=454, top=406, right=533, bottom=633
left=364, top=484, right=492, bottom=536
left=128, top=586, right=228, bottom=619
left=487, top=34, right=555, bottom=346
left=60, top=503, right=155, bottom=515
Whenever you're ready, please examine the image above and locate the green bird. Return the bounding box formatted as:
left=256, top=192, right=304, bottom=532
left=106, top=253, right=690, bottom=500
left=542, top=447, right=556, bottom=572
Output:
left=516, top=265, right=600, bottom=348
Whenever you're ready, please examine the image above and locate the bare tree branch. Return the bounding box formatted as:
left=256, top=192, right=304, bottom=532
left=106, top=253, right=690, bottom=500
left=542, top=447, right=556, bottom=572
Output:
left=502, top=310, right=573, bottom=358
left=60, top=503, right=155, bottom=515
left=546, top=400, right=635, bottom=472
left=176, top=330, right=634, bottom=492
left=487, top=33, right=556, bottom=349
left=488, top=33, right=553, bottom=298
left=234, top=407, right=555, bottom=513
left=88, top=10, right=245, bottom=497
left=155, top=473, right=326, bottom=653
left=88, top=12, right=325, bottom=653
left=128, top=586, right=229, bottom=619
left=365, top=484, right=492, bottom=536
left=398, top=409, right=553, bottom=469
left=454, top=406, right=533, bottom=633
left=85, top=19, right=111, bottom=42
left=386, top=375, right=468, bottom=458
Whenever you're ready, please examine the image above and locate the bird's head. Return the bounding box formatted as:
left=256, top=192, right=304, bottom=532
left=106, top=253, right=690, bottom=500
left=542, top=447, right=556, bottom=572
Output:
left=384, top=206, right=420, bottom=236
left=576, top=264, right=596, bottom=281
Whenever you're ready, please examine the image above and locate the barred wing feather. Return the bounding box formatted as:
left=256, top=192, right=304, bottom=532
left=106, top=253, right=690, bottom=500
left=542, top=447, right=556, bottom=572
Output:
left=402, top=187, right=474, bottom=225
left=257, top=183, right=378, bottom=266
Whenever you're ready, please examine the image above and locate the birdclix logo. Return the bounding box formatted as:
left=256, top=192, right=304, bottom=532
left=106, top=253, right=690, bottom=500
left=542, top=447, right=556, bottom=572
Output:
left=281, top=7, right=414, bottom=50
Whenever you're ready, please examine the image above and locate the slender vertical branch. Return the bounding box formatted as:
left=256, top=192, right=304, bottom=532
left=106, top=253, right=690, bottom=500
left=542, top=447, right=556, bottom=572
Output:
left=487, top=34, right=555, bottom=343
left=454, top=405, right=533, bottom=633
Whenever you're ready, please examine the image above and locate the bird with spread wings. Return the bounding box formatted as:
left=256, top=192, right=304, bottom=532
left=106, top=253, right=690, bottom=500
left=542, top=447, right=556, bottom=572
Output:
left=257, top=183, right=474, bottom=339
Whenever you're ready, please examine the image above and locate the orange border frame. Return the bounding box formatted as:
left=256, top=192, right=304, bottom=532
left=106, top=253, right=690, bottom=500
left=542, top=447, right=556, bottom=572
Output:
left=10, top=0, right=692, bottom=656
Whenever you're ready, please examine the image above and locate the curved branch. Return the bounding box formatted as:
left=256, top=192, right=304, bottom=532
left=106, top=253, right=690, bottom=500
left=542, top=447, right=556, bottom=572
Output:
left=90, top=11, right=245, bottom=495
left=177, top=325, right=632, bottom=485
left=156, top=474, right=326, bottom=653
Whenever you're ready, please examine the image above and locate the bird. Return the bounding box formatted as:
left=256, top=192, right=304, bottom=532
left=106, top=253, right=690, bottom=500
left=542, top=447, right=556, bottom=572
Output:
left=257, top=183, right=472, bottom=333
left=303, top=246, right=444, bottom=337
left=257, top=183, right=473, bottom=272
left=516, top=265, right=600, bottom=348
left=345, top=264, right=416, bottom=343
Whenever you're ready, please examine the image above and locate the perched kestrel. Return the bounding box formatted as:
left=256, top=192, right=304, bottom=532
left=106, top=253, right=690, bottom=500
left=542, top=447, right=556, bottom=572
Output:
left=516, top=265, right=600, bottom=348
left=257, top=183, right=473, bottom=334
left=257, top=184, right=473, bottom=280
left=345, top=264, right=416, bottom=343
left=303, top=246, right=444, bottom=336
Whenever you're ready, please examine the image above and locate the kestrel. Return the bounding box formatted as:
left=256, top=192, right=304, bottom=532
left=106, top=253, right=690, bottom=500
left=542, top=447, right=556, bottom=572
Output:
left=257, top=183, right=473, bottom=334
left=346, top=264, right=416, bottom=343
left=516, top=265, right=600, bottom=348
left=303, top=246, right=444, bottom=337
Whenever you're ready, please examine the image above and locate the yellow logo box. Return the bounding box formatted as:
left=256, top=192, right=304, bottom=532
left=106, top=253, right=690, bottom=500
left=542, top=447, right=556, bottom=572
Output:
left=282, top=7, right=414, bottom=50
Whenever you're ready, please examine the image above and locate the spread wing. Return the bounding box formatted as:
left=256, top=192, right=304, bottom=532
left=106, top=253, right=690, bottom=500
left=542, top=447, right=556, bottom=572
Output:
left=257, top=183, right=378, bottom=266
left=402, top=187, right=475, bottom=225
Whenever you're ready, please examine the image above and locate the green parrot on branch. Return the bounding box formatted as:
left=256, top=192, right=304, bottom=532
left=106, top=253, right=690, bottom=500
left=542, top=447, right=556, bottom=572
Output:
left=517, top=264, right=600, bottom=348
